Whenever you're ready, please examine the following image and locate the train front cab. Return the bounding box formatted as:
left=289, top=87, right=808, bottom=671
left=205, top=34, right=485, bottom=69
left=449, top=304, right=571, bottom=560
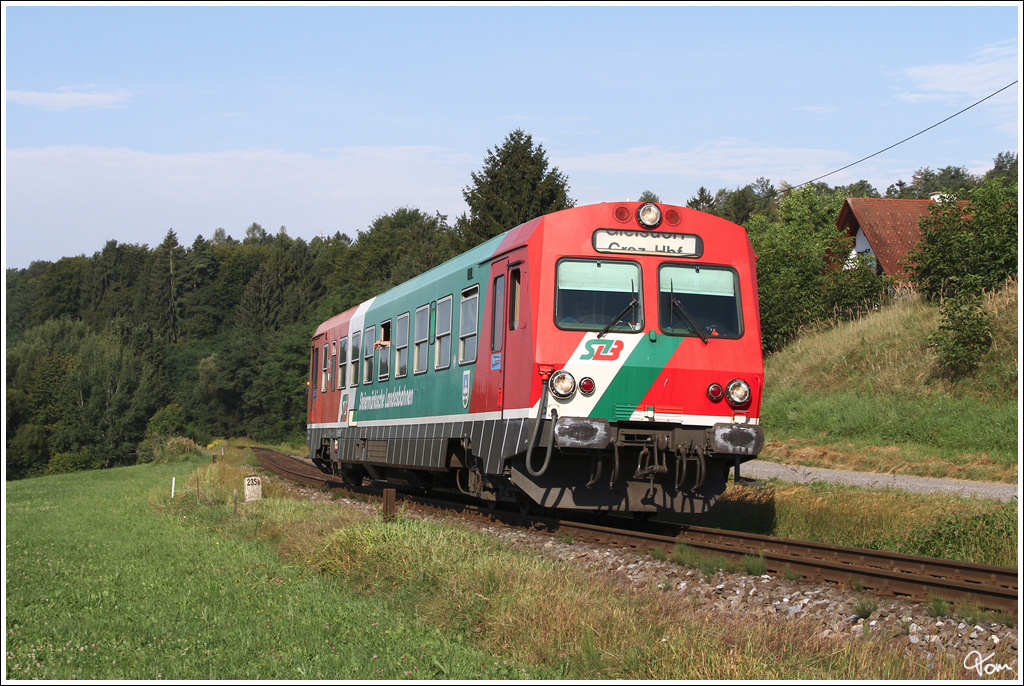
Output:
left=501, top=202, right=765, bottom=515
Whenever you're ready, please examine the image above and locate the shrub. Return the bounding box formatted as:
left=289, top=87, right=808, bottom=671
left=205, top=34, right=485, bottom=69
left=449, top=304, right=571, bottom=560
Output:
left=927, top=293, right=993, bottom=381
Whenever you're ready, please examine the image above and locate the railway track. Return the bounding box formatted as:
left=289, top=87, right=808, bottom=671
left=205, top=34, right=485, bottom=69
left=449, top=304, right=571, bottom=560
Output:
left=251, top=448, right=1018, bottom=613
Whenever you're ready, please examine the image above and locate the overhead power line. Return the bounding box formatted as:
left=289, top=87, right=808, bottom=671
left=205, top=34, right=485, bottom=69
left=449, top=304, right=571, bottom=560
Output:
left=790, top=80, right=1019, bottom=191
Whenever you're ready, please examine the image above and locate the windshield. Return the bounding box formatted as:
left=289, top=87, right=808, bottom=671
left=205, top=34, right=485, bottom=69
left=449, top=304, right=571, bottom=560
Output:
left=659, top=264, right=742, bottom=339
left=556, top=259, right=642, bottom=333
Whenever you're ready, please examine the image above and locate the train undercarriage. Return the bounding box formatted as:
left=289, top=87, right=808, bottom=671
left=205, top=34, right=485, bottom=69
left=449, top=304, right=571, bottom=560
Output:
left=310, top=416, right=763, bottom=515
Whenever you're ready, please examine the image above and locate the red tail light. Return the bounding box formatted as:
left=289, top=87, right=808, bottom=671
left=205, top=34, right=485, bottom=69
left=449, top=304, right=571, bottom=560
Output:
left=707, top=383, right=724, bottom=402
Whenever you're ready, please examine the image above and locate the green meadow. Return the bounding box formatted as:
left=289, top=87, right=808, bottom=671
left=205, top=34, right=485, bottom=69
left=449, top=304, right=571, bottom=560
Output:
left=4, top=459, right=539, bottom=680
left=6, top=448, right=1003, bottom=680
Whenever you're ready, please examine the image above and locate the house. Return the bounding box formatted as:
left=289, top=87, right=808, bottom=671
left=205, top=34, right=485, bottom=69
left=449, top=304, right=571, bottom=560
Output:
left=834, top=197, right=938, bottom=282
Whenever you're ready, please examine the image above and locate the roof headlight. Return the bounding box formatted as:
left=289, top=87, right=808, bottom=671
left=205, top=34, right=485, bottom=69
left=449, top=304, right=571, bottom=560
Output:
left=548, top=370, right=577, bottom=399
left=725, top=379, right=751, bottom=406
left=637, top=203, right=662, bottom=229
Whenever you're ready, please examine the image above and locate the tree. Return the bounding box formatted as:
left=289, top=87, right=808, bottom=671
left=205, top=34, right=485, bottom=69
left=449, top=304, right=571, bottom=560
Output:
left=748, top=185, right=889, bottom=352
left=345, top=207, right=459, bottom=290
left=905, top=177, right=1018, bottom=300
left=637, top=190, right=660, bottom=203
left=458, top=129, right=575, bottom=247
left=712, top=184, right=760, bottom=225
left=984, top=151, right=1018, bottom=185
left=51, top=330, right=162, bottom=468
left=142, top=229, right=187, bottom=343
left=835, top=180, right=881, bottom=198
left=886, top=165, right=979, bottom=199
left=686, top=187, right=715, bottom=213
left=243, top=222, right=272, bottom=245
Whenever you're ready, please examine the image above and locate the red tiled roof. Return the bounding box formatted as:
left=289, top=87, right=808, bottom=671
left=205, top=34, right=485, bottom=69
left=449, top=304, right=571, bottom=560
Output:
left=835, top=198, right=935, bottom=280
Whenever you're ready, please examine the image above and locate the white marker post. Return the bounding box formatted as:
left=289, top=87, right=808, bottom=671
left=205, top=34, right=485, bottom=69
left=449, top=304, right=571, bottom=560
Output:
left=244, top=476, right=262, bottom=502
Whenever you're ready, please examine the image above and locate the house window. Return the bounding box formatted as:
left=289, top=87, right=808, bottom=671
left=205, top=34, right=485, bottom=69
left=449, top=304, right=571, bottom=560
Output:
left=459, top=287, right=478, bottom=365
left=435, top=296, right=452, bottom=370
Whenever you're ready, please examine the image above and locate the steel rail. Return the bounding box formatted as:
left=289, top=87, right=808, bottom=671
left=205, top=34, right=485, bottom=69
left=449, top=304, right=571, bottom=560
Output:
left=544, top=517, right=1018, bottom=613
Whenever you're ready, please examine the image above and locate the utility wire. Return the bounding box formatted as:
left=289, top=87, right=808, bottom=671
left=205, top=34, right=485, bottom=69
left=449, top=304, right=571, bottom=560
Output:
left=789, top=80, right=1019, bottom=191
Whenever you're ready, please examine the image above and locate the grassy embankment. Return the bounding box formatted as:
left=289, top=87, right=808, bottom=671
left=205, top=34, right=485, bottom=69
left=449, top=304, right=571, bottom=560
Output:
left=759, top=279, right=1018, bottom=484
left=6, top=445, right=1012, bottom=681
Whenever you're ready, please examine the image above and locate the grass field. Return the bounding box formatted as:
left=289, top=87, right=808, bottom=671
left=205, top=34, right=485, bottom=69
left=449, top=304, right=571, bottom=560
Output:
left=4, top=458, right=542, bottom=680
left=760, top=280, right=1018, bottom=484
left=6, top=446, right=1012, bottom=680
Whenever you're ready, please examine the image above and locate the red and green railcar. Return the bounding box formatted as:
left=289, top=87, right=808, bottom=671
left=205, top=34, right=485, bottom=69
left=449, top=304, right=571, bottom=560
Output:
left=307, top=201, right=764, bottom=514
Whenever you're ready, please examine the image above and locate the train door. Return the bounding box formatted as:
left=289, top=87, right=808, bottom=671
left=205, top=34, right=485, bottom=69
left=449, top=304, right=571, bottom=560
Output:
left=496, top=250, right=532, bottom=417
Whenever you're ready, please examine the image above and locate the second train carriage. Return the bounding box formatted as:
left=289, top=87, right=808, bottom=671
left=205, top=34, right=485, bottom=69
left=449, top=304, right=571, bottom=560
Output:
left=307, top=201, right=765, bottom=514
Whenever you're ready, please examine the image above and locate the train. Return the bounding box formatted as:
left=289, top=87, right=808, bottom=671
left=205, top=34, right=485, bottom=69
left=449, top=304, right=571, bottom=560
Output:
left=306, top=201, right=764, bottom=515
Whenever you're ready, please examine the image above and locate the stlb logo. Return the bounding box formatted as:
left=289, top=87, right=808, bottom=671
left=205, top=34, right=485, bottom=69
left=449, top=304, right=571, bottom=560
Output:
left=580, top=339, right=624, bottom=361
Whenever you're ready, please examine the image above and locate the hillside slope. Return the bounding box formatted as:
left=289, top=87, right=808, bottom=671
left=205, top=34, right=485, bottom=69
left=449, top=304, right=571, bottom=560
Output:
left=759, top=279, right=1018, bottom=483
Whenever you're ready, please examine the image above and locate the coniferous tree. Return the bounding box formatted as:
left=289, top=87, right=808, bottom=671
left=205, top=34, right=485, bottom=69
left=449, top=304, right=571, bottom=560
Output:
left=686, top=187, right=715, bottom=213
left=144, top=230, right=187, bottom=343
left=458, top=129, right=575, bottom=247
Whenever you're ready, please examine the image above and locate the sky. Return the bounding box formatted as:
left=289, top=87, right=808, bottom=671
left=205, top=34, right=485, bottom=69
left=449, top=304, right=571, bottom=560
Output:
left=3, top=2, right=1021, bottom=269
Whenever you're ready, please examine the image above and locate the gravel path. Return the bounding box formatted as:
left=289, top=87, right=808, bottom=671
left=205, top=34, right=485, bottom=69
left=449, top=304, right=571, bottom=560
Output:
left=741, top=461, right=1019, bottom=502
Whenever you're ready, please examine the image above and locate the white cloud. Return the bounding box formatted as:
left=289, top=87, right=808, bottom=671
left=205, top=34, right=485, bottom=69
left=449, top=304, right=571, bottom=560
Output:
left=6, top=85, right=132, bottom=112
left=4, top=145, right=474, bottom=267
left=896, top=42, right=1019, bottom=103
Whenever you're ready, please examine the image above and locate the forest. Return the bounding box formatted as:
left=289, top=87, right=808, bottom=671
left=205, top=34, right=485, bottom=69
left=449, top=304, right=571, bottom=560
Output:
left=5, top=131, right=1018, bottom=479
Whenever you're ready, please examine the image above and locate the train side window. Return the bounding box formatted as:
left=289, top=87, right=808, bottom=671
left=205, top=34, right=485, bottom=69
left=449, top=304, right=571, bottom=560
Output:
left=459, top=287, right=478, bottom=365
left=350, top=331, right=361, bottom=387
left=338, top=336, right=348, bottom=389
left=413, top=305, right=429, bottom=375
left=331, top=341, right=337, bottom=392
left=509, top=268, right=521, bottom=331
left=491, top=275, right=505, bottom=353
left=377, top=320, right=391, bottom=381
left=363, top=326, right=375, bottom=384
left=435, top=295, right=452, bottom=370
left=321, top=343, right=329, bottom=393
left=395, top=313, right=410, bottom=378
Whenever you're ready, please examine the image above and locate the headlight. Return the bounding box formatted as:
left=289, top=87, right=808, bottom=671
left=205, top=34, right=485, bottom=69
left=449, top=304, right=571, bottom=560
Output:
left=637, top=203, right=662, bottom=229
left=725, top=379, right=751, bottom=406
left=548, top=370, right=577, bottom=398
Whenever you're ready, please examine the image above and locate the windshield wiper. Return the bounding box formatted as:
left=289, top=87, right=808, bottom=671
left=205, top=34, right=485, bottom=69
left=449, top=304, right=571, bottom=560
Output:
left=597, top=297, right=639, bottom=339
left=671, top=297, right=709, bottom=344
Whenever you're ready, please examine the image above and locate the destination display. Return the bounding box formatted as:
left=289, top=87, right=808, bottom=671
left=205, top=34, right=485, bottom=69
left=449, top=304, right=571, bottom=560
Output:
left=592, top=229, right=702, bottom=257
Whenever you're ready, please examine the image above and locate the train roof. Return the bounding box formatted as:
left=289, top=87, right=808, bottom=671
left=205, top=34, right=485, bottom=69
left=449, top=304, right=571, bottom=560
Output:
left=312, top=202, right=749, bottom=338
